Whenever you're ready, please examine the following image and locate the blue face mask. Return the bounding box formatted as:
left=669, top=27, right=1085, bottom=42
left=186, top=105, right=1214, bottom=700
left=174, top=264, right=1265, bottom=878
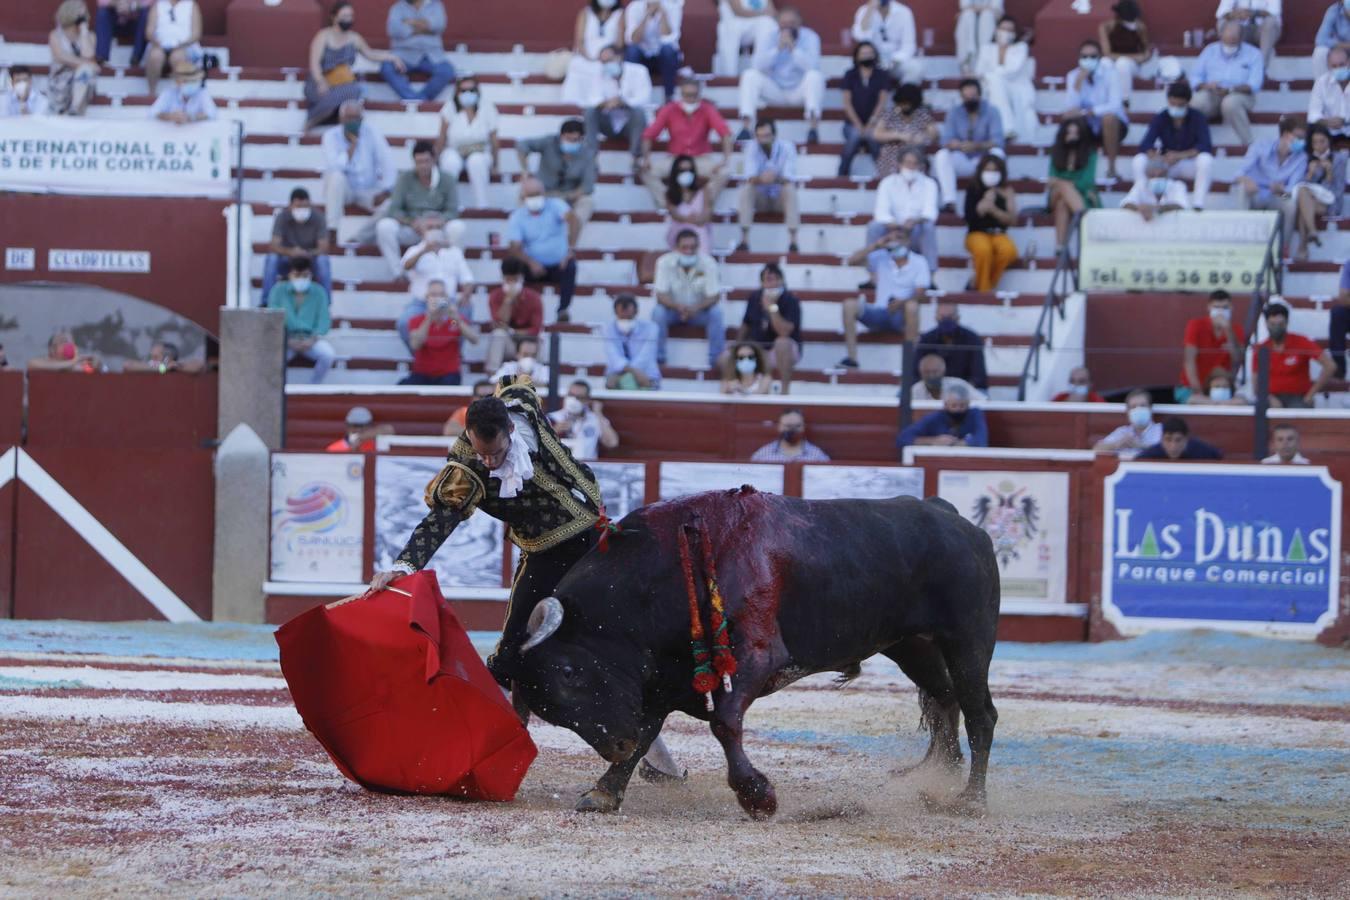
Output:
left=1289, top=138, right=1306, bottom=154
left=604, top=61, right=622, bottom=78
left=1167, top=104, right=1187, bottom=119
left=1335, top=68, right=1350, bottom=83
left=1079, top=56, right=1100, bottom=73
left=889, top=246, right=910, bottom=261
left=181, top=81, right=202, bottom=98
left=1210, top=386, right=1233, bottom=402
left=458, top=90, right=479, bottom=107
left=560, top=140, right=582, bottom=154
left=937, top=317, right=958, bottom=334
left=678, top=252, right=700, bottom=267
left=1149, top=177, right=1169, bottom=196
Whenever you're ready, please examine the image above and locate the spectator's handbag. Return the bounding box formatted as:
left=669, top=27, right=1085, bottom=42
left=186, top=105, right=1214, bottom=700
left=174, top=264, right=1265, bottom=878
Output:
left=543, top=49, right=572, bottom=81
left=325, top=64, right=357, bottom=87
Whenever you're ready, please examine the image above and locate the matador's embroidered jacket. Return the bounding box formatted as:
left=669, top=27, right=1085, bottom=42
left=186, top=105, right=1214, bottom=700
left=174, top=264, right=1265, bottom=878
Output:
left=394, top=375, right=603, bottom=570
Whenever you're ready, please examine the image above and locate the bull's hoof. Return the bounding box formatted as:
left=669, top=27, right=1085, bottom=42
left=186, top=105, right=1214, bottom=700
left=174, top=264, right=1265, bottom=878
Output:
left=919, top=788, right=987, bottom=819
left=892, top=752, right=964, bottom=778
left=733, top=775, right=778, bottom=820
left=575, top=788, right=623, bottom=813
left=638, top=759, right=688, bottom=785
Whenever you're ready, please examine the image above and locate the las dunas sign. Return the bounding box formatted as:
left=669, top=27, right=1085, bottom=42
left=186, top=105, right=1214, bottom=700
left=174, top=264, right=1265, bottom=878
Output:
left=1102, top=464, right=1341, bottom=638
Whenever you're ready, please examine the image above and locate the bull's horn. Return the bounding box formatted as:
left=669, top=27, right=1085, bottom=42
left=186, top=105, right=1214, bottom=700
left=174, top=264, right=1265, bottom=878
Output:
left=521, top=597, right=564, bottom=652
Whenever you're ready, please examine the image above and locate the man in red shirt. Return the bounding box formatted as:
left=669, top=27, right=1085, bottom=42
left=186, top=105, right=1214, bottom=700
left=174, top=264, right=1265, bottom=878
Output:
left=483, top=257, right=545, bottom=374
left=639, top=76, right=733, bottom=178
left=1052, top=365, right=1107, bottom=402
left=1179, top=290, right=1243, bottom=400
left=1257, top=303, right=1335, bottom=408
left=399, top=279, right=481, bottom=386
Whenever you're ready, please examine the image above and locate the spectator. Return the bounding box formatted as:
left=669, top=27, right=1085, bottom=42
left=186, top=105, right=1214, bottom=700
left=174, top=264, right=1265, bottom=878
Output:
left=1048, top=119, right=1101, bottom=254
left=1262, top=423, right=1310, bottom=464
left=1236, top=115, right=1307, bottom=254
left=492, top=335, right=551, bottom=384
left=1309, top=46, right=1350, bottom=139
left=736, top=119, right=800, bottom=252
left=327, top=406, right=393, bottom=452
left=850, top=0, right=921, bottom=85
left=956, top=0, right=1002, bottom=76
left=1052, top=365, right=1107, bottom=402
left=933, top=79, right=1005, bottom=212
left=398, top=217, right=473, bottom=347
left=143, top=0, right=201, bottom=96
left=977, top=15, right=1037, bottom=142
left=517, top=119, right=598, bottom=249
left=839, top=225, right=927, bottom=368
left=1064, top=40, right=1125, bottom=179
left=963, top=153, right=1018, bottom=292
left=583, top=45, right=653, bottom=171
left=443, top=380, right=497, bottom=436
left=1, top=66, right=51, bottom=116
left=28, top=330, right=101, bottom=372
left=1180, top=290, right=1244, bottom=400
left=1216, top=0, right=1280, bottom=70
left=122, top=341, right=205, bottom=374
left=263, top=188, right=332, bottom=301
left=870, top=147, right=940, bottom=273
left=485, top=257, right=545, bottom=374
left=1258, top=302, right=1335, bottom=409
left=653, top=229, right=724, bottom=366
left=560, top=0, right=627, bottom=105
left=1187, top=366, right=1249, bottom=406
left=714, top=0, right=778, bottom=77
left=623, top=0, right=683, bottom=101
left=751, top=409, right=831, bottom=461
left=322, top=100, right=397, bottom=246
left=378, top=140, right=460, bottom=279
left=1335, top=261, right=1350, bottom=377
left=1132, top=81, right=1215, bottom=210
left=725, top=263, right=801, bottom=393
left=641, top=77, right=734, bottom=176
left=911, top=353, right=986, bottom=403
left=872, top=82, right=939, bottom=179
left=1190, top=18, right=1264, bottom=146
left=737, top=7, right=825, bottom=145
left=1314, top=2, right=1350, bottom=79
left=1099, top=0, right=1153, bottom=101
left=898, top=384, right=989, bottom=448
left=96, top=0, right=149, bottom=65
left=838, top=41, right=894, bottom=176
left=48, top=2, right=99, bottom=116
left=649, top=154, right=729, bottom=253
left=274, top=258, right=337, bottom=385
left=506, top=177, right=578, bottom=322
left=548, top=380, right=620, bottom=460
left=1094, top=389, right=1161, bottom=459
left=1292, top=124, right=1346, bottom=261
left=401, top=279, right=480, bottom=386
left=1122, top=156, right=1192, bottom=220
left=916, top=301, right=988, bottom=391
left=1136, top=416, right=1223, bottom=460
left=604, top=294, right=662, bottom=389
left=150, top=60, right=215, bottom=124
left=722, top=341, right=771, bottom=394
left=305, top=2, right=403, bottom=130
left=437, top=77, right=499, bottom=210
left=383, top=0, right=456, bottom=102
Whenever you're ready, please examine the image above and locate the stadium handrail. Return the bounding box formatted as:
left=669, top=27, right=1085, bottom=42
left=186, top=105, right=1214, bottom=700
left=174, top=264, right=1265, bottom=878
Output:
left=1016, top=211, right=1083, bottom=400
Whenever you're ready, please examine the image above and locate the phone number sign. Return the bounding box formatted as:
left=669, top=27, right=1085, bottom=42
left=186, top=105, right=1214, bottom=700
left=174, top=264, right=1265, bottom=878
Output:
left=1078, top=210, right=1279, bottom=294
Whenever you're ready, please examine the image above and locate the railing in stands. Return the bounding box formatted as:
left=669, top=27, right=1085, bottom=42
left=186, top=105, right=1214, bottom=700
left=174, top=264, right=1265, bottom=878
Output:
left=1016, top=211, right=1082, bottom=401
left=1240, top=212, right=1284, bottom=459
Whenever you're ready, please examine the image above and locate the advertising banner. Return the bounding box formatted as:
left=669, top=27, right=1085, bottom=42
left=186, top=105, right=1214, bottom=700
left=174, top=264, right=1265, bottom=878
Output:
left=1102, top=464, right=1341, bottom=637
left=1078, top=210, right=1278, bottom=293
left=939, top=470, right=1070, bottom=603
left=270, top=454, right=365, bottom=583
left=659, top=462, right=784, bottom=501
left=801, top=465, right=924, bottom=501
left=0, top=117, right=234, bottom=198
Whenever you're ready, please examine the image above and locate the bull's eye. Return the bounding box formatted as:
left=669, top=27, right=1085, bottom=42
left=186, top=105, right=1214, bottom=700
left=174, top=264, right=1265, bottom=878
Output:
left=562, top=665, right=576, bottom=681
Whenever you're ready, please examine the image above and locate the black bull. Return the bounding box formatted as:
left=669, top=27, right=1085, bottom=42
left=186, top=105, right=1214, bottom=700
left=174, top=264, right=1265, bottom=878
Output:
left=503, top=487, right=1001, bottom=818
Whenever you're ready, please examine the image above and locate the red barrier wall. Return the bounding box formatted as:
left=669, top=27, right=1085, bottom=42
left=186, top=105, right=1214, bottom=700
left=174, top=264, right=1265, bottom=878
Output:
left=0, top=371, right=23, bottom=619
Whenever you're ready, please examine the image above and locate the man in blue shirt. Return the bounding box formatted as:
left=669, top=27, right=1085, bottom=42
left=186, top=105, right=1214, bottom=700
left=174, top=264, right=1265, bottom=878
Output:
left=383, top=0, right=456, bottom=101
left=1236, top=115, right=1307, bottom=251
left=1135, top=417, right=1224, bottom=460
left=1189, top=19, right=1265, bottom=145
left=1315, top=1, right=1350, bottom=79
left=898, top=384, right=989, bottom=450
left=915, top=300, right=988, bottom=390
left=737, top=7, right=825, bottom=144
left=1064, top=40, right=1126, bottom=179
left=506, top=177, right=578, bottom=323
left=1131, top=81, right=1215, bottom=209
left=932, top=79, right=1005, bottom=211
left=736, top=120, right=800, bottom=253
left=839, top=225, right=928, bottom=368
left=603, top=294, right=662, bottom=389
left=322, top=101, right=397, bottom=246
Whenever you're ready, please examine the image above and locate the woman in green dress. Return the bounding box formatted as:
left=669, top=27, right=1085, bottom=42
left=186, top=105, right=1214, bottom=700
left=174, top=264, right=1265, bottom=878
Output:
left=1047, top=119, right=1100, bottom=255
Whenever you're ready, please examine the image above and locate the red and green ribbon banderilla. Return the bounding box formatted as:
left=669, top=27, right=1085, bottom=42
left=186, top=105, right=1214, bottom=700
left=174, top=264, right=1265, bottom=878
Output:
left=678, top=523, right=737, bottom=711
left=699, top=527, right=738, bottom=693
left=593, top=506, right=622, bottom=552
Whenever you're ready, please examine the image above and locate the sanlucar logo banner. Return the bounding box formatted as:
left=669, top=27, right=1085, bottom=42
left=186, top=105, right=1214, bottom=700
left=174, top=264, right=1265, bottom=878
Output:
left=1102, top=464, right=1341, bottom=637
left=270, top=453, right=365, bottom=582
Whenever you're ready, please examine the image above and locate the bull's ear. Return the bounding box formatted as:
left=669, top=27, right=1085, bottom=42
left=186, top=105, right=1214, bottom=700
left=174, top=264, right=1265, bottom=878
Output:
left=521, top=597, right=564, bottom=652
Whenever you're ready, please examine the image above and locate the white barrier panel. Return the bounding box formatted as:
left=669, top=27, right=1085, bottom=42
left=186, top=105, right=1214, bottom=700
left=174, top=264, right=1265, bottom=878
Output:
left=1078, top=210, right=1278, bottom=293
left=0, top=117, right=234, bottom=198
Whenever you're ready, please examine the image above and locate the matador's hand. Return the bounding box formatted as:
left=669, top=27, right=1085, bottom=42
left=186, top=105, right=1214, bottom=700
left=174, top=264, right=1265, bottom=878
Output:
left=366, top=569, right=405, bottom=595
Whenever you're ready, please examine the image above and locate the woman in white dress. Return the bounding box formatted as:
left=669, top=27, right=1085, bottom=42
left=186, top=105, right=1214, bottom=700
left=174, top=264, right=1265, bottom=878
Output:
left=977, top=15, right=1037, bottom=143
left=955, top=0, right=1002, bottom=75
left=561, top=0, right=627, bottom=106
left=438, top=76, right=499, bottom=210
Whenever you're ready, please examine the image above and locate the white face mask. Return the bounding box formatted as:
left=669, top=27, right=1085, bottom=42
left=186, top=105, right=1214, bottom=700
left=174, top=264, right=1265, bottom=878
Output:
left=980, top=170, right=1001, bottom=187
left=995, top=29, right=1014, bottom=45
left=1127, top=406, right=1151, bottom=429
left=291, top=277, right=312, bottom=293
left=563, top=395, right=586, bottom=416
left=14, top=81, right=30, bottom=100
left=676, top=171, right=696, bottom=187
left=291, top=206, right=312, bottom=223
left=524, top=195, right=546, bottom=212
left=735, top=358, right=757, bottom=376
left=1210, top=307, right=1230, bottom=322
left=503, top=279, right=522, bottom=296
left=1210, top=386, right=1233, bottom=402
left=615, top=317, right=636, bottom=334
left=517, top=356, right=535, bottom=373
left=761, top=286, right=782, bottom=300
left=680, top=101, right=700, bottom=114
left=901, top=168, right=919, bottom=183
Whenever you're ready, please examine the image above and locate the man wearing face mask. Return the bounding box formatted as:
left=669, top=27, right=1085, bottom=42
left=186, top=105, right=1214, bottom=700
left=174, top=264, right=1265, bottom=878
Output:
left=377, top=140, right=461, bottom=280
left=870, top=147, right=940, bottom=274
left=1314, top=2, right=1350, bottom=79
left=492, top=336, right=552, bottom=386
left=326, top=406, right=393, bottom=452
left=915, top=301, right=988, bottom=391
left=1179, top=291, right=1244, bottom=401
left=275, top=257, right=338, bottom=385
left=840, top=225, right=927, bottom=368
left=398, top=216, right=474, bottom=350
left=1190, top=19, right=1264, bottom=145
left=1215, top=0, right=1281, bottom=71
left=582, top=45, right=653, bottom=168
left=548, top=380, right=619, bottom=461
left=0, top=66, right=50, bottom=116
left=1132, top=82, right=1215, bottom=210
left=264, top=188, right=332, bottom=303
left=1094, top=389, right=1161, bottom=459
left=1308, top=45, right=1350, bottom=138
left=738, top=7, right=826, bottom=145
left=401, top=279, right=480, bottom=386
left=1063, top=39, right=1126, bottom=179
left=603, top=294, right=662, bottom=390
left=850, top=0, right=921, bottom=85
left=911, top=353, right=986, bottom=404
left=750, top=409, right=830, bottom=462
left=724, top=263, right=801, bottom=393
left=898, top=384, right=988, bottom=449
left=150, top=60, right=215, bottom=124
left=653, top=229, right=724, bottom=366
left=1122, top=156, right=1191, bottom=221
left=485, top=257, right=545, bottom=374
left=1235, top=116, right=1306, bottom=252
left=322, top=100, right=397, bottom=247
left=506, top=177, right=579, bottom=323
left=1052, top=366, right=1106, bottom=402
left=641, top=77, right=734, bottom=177
left=28, top=331, right=102, bottom=373
left=932, top=79, right=1005, bottom=211
left=1257, top=302, right=1335, bottom=409
left=517, top=120, right=598, bottom=248
left=736, top=119, right=800, bottom=253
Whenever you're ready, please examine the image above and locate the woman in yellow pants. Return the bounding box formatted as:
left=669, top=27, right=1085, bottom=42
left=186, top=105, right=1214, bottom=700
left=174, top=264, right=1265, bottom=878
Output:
left=963, top=153, right=1020, bottom=292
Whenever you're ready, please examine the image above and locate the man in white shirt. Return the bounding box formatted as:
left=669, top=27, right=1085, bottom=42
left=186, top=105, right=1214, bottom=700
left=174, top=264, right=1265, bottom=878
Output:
left=714, top=0, right=779, bottom=77
left=1216, top=0, right=1281, bottom=69
left=1308, top=45, right=1350, bottom=138
left=547, top=380, right=620, bottom=460
left=396, top=218, right=473, bottom=348
left=150, top=61, right=215, bottom=124
left=911, top=353, right=987, bottom=403
left=322, top=101, right=398, bottom=245
left=492, top=335, right=552, bottom=385
left=1094, top=389, right=1162, bottom=460
left=0, top=66, right=49, bottom=116
left=623, top=0, right=684, bottom=101
left=737, top=7, right=825, bottom=144
left=583, top=45, right=654, bottom=165
left=1121, top=157, right=1192, bottom=221
left=839, top=225, right=928, bottom=368
left=653, top=229, right=724, bottom=366
left=1261, top=423, right=1310, bottom=464
left=851, top=0, right=921, bottom=84
left=868, top=147, right=939, bottom=273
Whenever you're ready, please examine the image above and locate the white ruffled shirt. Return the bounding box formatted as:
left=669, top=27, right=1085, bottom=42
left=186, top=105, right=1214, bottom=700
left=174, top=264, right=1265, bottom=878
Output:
left=489, top=412, right=537, bottom=498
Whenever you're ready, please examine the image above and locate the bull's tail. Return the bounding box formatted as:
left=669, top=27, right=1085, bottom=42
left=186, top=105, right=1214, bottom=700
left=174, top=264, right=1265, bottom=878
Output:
left=923, top=496, right=959, bottom=517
